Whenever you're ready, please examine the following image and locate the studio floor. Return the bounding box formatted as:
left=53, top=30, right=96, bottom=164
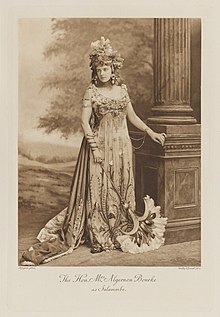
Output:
left=19, top=235, right=201, bottom=267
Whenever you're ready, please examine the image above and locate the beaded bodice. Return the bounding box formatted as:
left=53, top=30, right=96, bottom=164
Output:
left=90, top=84, right=130, bottom=121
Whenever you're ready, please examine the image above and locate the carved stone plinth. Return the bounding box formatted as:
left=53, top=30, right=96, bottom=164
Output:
left=132, top=124, right=201, bottom=244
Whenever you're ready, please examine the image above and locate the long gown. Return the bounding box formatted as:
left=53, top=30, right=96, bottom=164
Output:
left=20, top=84, right=167, bottom=265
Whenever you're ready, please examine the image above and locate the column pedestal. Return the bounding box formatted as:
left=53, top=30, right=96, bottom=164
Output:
left=132, top=123, right=201, bottom=244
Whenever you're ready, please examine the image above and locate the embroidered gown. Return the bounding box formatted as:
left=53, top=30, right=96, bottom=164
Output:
left=21, top=84, right=167, bottom=265
left=85, top=84, right=136, bottom=251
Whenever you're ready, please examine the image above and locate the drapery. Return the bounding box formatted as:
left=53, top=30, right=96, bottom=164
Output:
left=20, top=137, right=90, bottom=265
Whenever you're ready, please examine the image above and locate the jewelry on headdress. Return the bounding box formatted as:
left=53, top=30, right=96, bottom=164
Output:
left=89, top=36, right=124, bottom=70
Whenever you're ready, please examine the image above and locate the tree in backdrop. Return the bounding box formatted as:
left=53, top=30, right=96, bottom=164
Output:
left=38, top=18, right=154, bottom=139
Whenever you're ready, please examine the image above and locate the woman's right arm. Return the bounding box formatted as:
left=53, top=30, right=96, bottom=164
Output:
left=81, top=106, right=93, bottom=137
left=81, top=89, right=103, bottom=164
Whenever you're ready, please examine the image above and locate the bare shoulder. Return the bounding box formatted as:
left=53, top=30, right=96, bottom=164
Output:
left=83, top=84, right=93, bottom=98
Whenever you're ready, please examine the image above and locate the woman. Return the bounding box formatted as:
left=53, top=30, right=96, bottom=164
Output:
left=20, top=37, right=167, bottom=265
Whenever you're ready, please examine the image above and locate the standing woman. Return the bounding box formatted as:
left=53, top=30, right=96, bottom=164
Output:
left=21, top=37, right=167, bottom=265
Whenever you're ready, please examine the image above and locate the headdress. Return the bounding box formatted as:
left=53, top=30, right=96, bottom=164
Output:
left=89, top=36, right=124, bottom=70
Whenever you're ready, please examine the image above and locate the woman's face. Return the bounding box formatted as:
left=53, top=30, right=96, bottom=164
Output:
left=96, top=64, right=112, bottom=83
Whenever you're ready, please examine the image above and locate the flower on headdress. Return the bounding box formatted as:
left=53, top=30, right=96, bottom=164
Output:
left=89, top=36, right=124, bottom=69
left=90, top=37, right=113, bottom=55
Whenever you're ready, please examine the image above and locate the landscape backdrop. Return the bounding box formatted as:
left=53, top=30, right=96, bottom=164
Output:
left=18, top=18, right=201, bottom=262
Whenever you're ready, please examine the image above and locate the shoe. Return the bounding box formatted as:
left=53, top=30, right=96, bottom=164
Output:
left=90, top=247, right=103, bottom=254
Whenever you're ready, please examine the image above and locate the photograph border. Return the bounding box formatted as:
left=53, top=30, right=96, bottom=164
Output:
left=1, top=0, right=220, bottom=315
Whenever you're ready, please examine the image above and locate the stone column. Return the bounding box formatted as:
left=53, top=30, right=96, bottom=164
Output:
left=148, top=18, right=196, bottom=124
left=133, top=18, right=201, bottom=244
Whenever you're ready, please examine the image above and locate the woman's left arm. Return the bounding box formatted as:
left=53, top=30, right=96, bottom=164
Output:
left=127, top=101, right=166, bottom=146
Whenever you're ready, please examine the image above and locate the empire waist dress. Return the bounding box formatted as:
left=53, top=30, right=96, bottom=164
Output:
left=85, top=84, right=136, bottom=251
left=20, top=84, right=167, bottom=265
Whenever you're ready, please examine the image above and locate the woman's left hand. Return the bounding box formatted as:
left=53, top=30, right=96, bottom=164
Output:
left=149, top=131, right=166, bottom=146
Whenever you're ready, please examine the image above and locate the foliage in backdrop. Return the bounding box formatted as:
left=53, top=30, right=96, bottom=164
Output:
left=38, top=18, right=154, bottom=139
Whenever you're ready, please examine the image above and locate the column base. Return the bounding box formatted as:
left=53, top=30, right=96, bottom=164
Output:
left=147, top=116, right=197, bottom=125
left=165, top=217, right=201, bottom=244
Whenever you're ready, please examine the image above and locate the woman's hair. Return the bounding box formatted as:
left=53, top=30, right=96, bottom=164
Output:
left=89, top=37, right=124, bottom=86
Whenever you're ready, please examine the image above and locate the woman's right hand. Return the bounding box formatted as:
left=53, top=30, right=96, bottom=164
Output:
left=92, top=148, right=103, bottom=164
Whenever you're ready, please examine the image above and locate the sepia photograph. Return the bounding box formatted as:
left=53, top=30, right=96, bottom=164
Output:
left=2, top=0, right=220, bottom=314
left=18, top=18, right=201, bottom=267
